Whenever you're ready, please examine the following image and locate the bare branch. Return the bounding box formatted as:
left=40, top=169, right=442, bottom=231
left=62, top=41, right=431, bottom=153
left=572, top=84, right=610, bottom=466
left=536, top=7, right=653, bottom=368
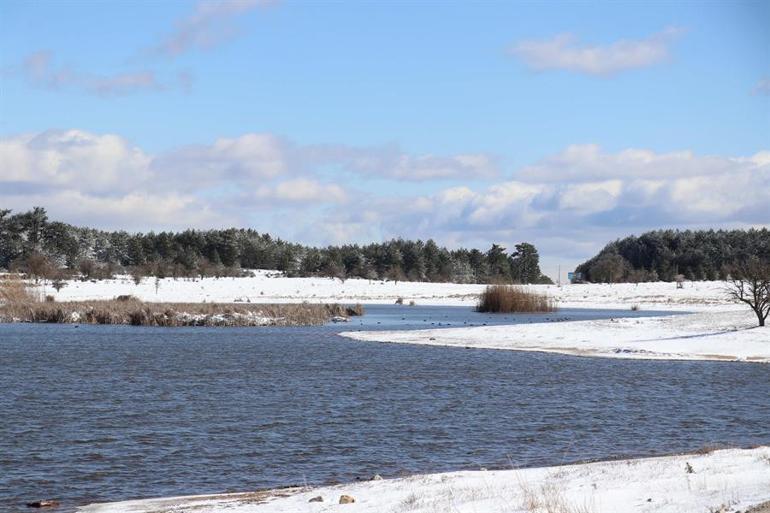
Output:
left=726, top=257, right=770, bottom=327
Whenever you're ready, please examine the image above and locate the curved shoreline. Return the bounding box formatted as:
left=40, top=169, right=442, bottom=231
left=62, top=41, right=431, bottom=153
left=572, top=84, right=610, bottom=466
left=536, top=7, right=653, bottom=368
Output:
left=77, top=447, right=770, bottom=513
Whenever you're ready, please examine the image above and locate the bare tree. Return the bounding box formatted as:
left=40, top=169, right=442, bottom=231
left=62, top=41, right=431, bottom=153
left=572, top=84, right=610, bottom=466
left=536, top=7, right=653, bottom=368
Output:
left=130, top=266, right=146, bottom=285
left=727, top=258, right=770, bottom=327
left=78, top=258, right=96, bottom=280
left=589, top=253, right=629, bottom=283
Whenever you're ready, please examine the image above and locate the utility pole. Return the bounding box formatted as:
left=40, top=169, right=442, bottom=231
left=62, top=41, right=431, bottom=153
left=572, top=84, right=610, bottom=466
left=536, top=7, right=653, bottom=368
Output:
left=558, top=264, right=561, bottom=287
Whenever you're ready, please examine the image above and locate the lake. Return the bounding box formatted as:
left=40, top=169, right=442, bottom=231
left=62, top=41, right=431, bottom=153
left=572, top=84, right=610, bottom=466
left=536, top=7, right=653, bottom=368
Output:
left=1, top=306, right=768, bottom=512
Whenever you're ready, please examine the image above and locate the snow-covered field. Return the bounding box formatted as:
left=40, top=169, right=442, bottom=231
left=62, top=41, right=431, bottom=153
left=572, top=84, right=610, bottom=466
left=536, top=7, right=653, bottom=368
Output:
left=36, top=270, right=484, bottom=306
left=78, top=447, right=770, bottom=513
left=36, top=272, right=737, bottom=310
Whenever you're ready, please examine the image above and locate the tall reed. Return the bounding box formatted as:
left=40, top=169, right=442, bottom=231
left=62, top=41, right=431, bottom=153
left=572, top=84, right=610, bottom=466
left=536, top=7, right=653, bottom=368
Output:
left=476, top=284, right=555, bottom=313
left=0, top=274, right=37, bottom=319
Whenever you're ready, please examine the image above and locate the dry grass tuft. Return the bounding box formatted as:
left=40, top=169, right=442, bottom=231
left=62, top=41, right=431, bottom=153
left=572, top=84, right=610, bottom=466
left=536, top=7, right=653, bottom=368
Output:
left=519, top=477, right=594, bottom=513
left=476, top=285, right=556, bottom=313
left=397, top=492, right=421, bottom=510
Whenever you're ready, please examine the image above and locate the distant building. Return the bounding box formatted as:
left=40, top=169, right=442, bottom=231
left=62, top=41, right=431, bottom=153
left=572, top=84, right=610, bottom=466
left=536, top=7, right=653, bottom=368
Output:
left=567, top=271, right=584, bottom=284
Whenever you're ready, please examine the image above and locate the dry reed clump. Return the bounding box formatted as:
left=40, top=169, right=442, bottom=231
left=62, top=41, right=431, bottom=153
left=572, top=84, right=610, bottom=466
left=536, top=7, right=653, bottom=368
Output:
left=0, top=275, right=35, bottom=304
left=0, top=296, right=365, bottom=327
left=476, top=284, right=555, bottom=313
left=0, top=274, right=38, bottom=320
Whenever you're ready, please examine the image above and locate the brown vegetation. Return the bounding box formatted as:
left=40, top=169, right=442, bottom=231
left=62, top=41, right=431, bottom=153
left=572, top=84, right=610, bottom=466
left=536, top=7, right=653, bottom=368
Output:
left=0, top=274, right=36, bottom=305
left=476, top=284, right=555, bottom=313
left=343, top=303, right=365, bottom=316
left=0, top=280, right=364, bottom=327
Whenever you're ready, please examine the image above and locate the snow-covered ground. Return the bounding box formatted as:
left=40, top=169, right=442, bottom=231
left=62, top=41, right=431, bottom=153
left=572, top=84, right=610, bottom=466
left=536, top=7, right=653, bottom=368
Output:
left=36, top=272, right=737, bottom=310
left=37, top=270, right=484, bottom=305
left=341, top=309, right=770, bottom=363
left=78, top=447, right=770, bottom=513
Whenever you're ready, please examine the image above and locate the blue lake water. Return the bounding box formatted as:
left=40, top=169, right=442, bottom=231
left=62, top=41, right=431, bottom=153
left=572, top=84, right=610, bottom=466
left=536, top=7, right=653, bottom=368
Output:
left=1, top=306, right=768, bottom=512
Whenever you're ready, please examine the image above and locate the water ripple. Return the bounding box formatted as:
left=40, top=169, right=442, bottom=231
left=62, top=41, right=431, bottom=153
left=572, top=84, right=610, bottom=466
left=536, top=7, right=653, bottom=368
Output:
left=1, top=306, right=768, bottom=512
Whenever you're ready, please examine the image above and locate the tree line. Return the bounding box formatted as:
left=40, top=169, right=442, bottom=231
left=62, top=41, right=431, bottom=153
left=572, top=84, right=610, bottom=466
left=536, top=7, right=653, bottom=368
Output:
left=575, top=228, right=770, bottom=283
left=0, top=208, right=552, bottom=284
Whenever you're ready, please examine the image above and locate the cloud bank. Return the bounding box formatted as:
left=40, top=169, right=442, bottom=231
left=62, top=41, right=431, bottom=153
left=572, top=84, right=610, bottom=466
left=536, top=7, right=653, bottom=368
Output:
left=1, top=129, right=767, bottom=263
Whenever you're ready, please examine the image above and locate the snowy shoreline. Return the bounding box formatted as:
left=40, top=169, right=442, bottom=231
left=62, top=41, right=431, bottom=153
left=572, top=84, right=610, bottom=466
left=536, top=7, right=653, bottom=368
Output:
left=77, top=447, right=770, bottom=513
left=340, top=309, right=770, bottom=363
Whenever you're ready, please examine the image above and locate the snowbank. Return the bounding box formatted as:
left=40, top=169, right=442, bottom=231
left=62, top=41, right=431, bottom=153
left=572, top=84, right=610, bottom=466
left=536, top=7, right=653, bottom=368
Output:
left=77, top=447, right=770, bottom=513
left=341, top=309, right=770, bottom=362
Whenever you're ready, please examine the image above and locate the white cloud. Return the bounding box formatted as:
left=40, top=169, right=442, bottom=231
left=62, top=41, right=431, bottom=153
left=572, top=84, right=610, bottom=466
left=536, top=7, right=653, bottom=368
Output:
left=558, top=180, right=622, bottom=213
left=306, top=144, right=499, bottom=181
left=464, top=182, right=545, bottom=227
left=332, top=180, right=548, bottom=243
left=150, top=0, right=275, bottom=58
left=518, top=144, right=765, bottom=183
left=510, top=27, right=682, bottom=76
left=88, top=71, right=161, bottom=96
left=157, top=133, right=291, bottom=185
left=393, top=153, right=498, bottom=180
left=0, top=130, right=152, bottom=192
left=255, top=178, right=347, bottom=203
left=22, top=51, right=58, bottom=83
left=9, top=1, right=277, bottom=97
left=752, top=77, right=770, bottom=96
left=0, top=190, right=230, bottom=232
left=16, top=50, right=169, bottom=96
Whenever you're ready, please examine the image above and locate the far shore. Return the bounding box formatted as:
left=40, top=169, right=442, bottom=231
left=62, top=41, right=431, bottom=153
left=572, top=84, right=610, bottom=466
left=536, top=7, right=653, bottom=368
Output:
left=25, top=273, right=769, bottom=361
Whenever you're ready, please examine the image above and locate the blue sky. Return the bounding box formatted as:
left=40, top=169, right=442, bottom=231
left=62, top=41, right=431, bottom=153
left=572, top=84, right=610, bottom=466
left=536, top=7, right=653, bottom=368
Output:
left=1, top=0, right=768, bottom=278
